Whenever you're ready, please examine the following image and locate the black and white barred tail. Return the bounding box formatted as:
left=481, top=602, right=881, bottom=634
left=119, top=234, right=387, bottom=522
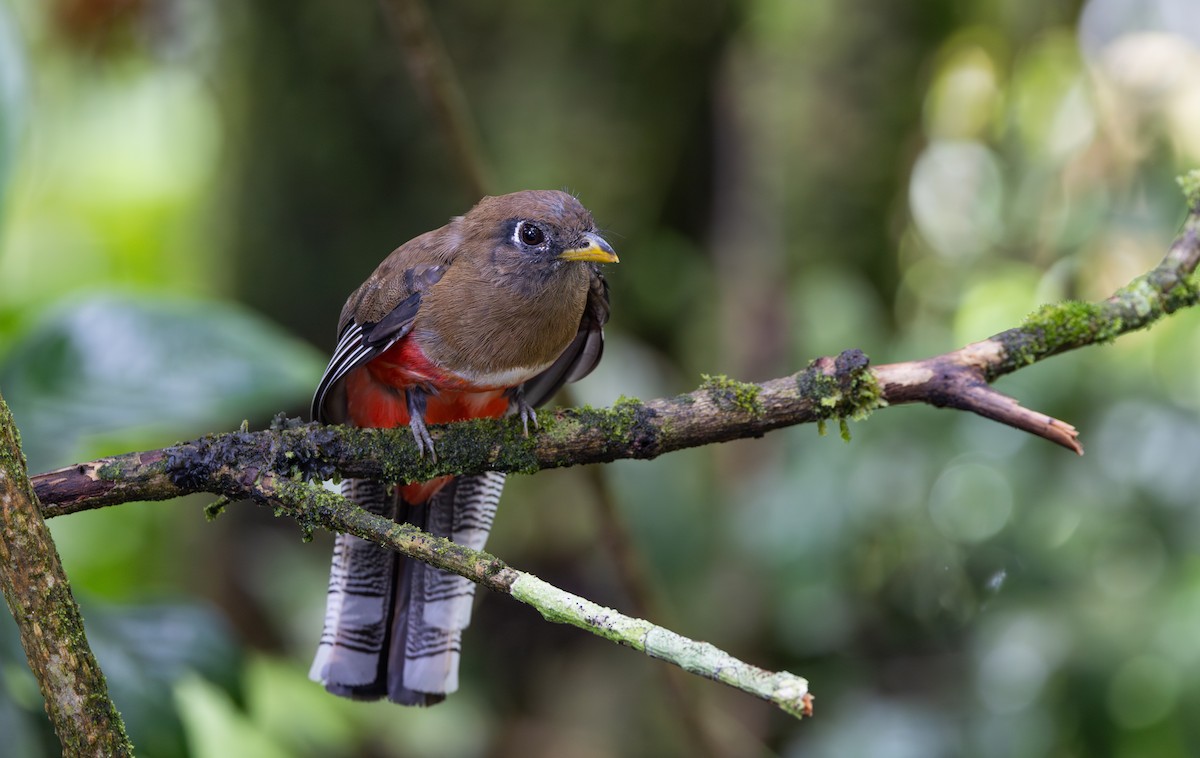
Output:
left=308, top=472, right=504, bottom=704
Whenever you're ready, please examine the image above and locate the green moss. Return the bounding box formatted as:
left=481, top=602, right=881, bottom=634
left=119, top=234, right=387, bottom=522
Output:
left=609, top=396, right=660, bottom=447
left=272, top=479, right=327, bottom=541
left=338, top=415, right=544, bottom=488
left=1021, top=300, right=1108, bottom=343
left=576, top=395, right=645, bottom=441
left=203, top=496, right=230, bottom=521
left=97, top=461, right=125, bottom=481
left=611, top=395, right=646, bottom=431
left=369, top=428, right=429, bottom=483
left=795, top=357, right=883, bottom=424
left=553, top=396, right=660, bottom=462
left=1178, top=170, right=1200, bottom=209
left=1009, top=292, right=1169, bottom=376
left=487, top=418, right=542, bottom=475
left=796, top=368, right=839, bottom=416
left=540, top=414, right=584, bottom=446
left=699, top=374, right=764, bottom=417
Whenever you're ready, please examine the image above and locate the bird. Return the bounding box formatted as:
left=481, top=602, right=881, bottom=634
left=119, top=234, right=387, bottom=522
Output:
left=308, top=190, right=616, bottom=705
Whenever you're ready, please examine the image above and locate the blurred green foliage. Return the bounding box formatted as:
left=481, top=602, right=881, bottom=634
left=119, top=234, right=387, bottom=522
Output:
left=3, top=0, right=1200, bottom=756
left=0, top=2, right=24, bottom=213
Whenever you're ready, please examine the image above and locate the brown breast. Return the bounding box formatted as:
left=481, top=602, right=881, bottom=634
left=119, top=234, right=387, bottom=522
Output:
left=411, top=256, right=591, bottom=383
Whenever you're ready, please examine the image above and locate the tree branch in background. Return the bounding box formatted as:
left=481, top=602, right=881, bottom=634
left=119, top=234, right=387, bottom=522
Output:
left=0, top=392, right=133, bottom=757
left=379, top=0, right=492, bottom=200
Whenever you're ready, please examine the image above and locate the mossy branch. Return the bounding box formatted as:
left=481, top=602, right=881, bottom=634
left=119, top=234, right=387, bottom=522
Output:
left=29, top=354, right=889, bottom=520
left=0, top=391, right=133, bottom=757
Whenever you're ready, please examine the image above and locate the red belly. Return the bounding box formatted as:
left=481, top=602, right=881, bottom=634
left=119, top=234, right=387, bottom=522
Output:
left=344, top=336, right=510, bottom=503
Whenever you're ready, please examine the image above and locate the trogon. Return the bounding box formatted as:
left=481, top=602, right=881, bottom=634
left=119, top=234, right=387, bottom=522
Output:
left=308, top=190, right=617, bottom=704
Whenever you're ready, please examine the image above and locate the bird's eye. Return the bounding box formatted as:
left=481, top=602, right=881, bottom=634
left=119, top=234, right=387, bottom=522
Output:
left=518, top=222, right=546, bottom=247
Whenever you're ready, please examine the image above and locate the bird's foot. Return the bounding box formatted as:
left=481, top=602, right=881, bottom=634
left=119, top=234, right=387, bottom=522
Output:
left=406, top=387, right=437, bottom=462
left=508, top=387, right=539, bottom=437
left=408, top=414, right=437, bottom=461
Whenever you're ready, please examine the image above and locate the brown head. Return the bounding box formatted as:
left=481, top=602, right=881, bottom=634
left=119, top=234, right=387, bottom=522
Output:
left=451, top=190, right=618, bottom=293
left=412, top=190, right=617, bottom=375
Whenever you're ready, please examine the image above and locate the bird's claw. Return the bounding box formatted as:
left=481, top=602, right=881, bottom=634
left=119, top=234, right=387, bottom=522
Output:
left=519, top=402, right=538, bottom=437
left=409, top=414, right=437, bottom=462
left=406, top=387, right=437, bottom=462
left=509, top=387, right=538, bottom=437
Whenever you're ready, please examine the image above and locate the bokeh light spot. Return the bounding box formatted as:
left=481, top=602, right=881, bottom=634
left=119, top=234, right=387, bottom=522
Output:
left=1107, top=655, right=1180, bottom=728
left=928, top=462, right=1014, bottom=543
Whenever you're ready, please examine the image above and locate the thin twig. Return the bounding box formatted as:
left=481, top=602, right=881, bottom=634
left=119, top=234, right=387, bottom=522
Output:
left=874, top=199, right=1200, bottom=454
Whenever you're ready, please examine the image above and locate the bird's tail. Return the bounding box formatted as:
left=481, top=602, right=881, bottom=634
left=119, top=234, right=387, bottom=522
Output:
left=308, top=472, right=504, bottom=704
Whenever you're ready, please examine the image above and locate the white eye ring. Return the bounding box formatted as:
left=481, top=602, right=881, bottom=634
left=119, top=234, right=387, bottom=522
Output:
left=515, top=221, right=546, bottom=247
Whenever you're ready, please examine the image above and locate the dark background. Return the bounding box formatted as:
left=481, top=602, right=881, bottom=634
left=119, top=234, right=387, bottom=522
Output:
left=3, top=0, right=1200, bottom=755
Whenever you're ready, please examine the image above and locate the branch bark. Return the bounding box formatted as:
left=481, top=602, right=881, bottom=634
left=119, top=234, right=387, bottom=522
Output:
left=0, top=391, right=132, bottom=757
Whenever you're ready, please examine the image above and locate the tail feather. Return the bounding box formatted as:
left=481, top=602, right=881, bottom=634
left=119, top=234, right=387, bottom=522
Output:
left=310, top=472, right=505, bottom=705
left=309, top=479, right=393, bottom=694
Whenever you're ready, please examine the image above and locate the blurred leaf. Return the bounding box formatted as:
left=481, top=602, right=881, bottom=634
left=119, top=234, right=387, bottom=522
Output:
left=243, top=655, right=358, bottom=756
left=1, top=600, right=241, bottom=758
left=175, top=674, right=292, bottom=758
left=1011, top=31, right=1093, bottom=161
left=0, top=2, right=27, bottom=212
left=953, top=263, right=1042, bottom=343
left=909, top=139, right=1005, bottom=260
left=0, top=293, right=324, bottom=471
left=85, top=602, right=243, bottom=758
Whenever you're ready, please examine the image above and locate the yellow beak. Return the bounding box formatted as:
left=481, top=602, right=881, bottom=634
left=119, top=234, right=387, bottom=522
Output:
left=558, top=232, right=619, bottom=264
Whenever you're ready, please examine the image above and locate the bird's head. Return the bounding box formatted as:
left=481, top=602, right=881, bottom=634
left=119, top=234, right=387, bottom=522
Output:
left=457, top=190, right=618, bottom=287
